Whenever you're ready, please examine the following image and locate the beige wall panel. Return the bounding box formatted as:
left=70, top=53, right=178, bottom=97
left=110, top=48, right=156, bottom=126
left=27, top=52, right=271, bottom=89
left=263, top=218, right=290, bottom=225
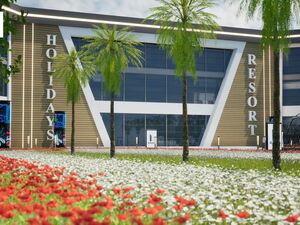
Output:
left=213, top=43, right=274, bottom=146
left=12, top=23, right=100, bottom=148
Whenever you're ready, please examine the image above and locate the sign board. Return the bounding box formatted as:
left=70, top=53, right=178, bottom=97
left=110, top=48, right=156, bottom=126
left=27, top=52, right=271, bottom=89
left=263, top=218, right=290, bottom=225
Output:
left=267, top=123, right=283, bottom=150
left=146, top=130, right=157, bottom=148
left=0, top=12, right=3, bottom=38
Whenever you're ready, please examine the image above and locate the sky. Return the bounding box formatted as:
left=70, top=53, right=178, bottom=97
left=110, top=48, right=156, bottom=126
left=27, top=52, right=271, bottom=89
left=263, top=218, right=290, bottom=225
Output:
left=16, top=0, right=298, bottom=29
left=16, top=0, right=263, bottom=29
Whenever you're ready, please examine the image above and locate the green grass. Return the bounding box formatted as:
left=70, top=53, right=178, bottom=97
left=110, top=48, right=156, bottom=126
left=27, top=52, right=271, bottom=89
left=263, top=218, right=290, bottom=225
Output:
left=44, top=150, right=300, bottom=176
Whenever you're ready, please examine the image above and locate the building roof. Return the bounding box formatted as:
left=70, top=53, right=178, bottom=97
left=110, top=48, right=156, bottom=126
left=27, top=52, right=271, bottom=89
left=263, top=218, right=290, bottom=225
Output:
left=3, top=3, right=300, bottom=43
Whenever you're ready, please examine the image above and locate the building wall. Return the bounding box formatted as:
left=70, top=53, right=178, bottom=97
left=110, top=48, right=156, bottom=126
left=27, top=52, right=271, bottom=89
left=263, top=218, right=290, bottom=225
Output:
left=11, top=23, right=99, bottom=148
left=213, top=43, right=274, bottom=146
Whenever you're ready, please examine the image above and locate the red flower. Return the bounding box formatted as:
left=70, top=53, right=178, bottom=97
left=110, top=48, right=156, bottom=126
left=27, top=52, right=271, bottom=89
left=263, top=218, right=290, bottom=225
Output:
left=117, top=214, right=129, bottom=221
left=219, top=210, right=228, bottom=220
left=285, top=214, right=300, bottom=223
left=236, top=211, right=250, bottom=219
left=156, top=188, right=165, bottom=195
left=148, top=193, right=163, bottom=205
left=175, top=214, right=191, bottom=224
left=152, top=217, right=167, bottom=225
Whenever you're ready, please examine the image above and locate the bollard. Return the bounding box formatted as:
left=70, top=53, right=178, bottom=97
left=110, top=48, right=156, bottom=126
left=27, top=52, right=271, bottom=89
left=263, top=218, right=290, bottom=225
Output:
left=217, top=136, right=220, bottom=150
left=96, top=137, right=99, bottom=149
left=27, top=136, right=30, bottom=148
left=34, top=138, right=38, bottom=148
left=256, top=135, right=260, bottom=150
left=135, top=137, right=138, bottom=148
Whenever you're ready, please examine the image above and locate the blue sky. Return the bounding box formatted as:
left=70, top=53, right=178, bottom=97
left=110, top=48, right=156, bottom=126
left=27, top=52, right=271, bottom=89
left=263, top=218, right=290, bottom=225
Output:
left=16, top=0, right=297, bottom=29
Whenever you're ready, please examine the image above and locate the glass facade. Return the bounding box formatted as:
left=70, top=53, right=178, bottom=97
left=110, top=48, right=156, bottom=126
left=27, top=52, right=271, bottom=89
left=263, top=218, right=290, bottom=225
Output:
left=73, top=37, right=229, bottom=147
left=101, top=113, right=209, bottom=146
left=72, top=38, right=232, bottom=104
left=283, top=117, right=300, bottom=145
left=283, top=48, right=300, bottom=106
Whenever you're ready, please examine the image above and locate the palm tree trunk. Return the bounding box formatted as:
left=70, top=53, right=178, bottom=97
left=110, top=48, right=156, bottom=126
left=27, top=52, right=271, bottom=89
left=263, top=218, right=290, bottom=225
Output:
left=71, top=99, right=75, bottom=155
left=272, top=51, right=281, bottom=170
left=182, top=72, right=189, bottom=162
left=110, top=92, right=115, bottom=158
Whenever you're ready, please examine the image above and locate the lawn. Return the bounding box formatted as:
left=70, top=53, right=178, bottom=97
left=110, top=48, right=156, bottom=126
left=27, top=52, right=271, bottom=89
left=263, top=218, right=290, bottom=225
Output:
left=51, top=150, right=300, bottom=176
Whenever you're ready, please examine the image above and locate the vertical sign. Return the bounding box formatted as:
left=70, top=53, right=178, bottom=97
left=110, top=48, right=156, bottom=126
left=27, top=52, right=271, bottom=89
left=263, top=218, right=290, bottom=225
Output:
left=45, top=34, right=57, bottom=141
left=247, top=54, right=258, bottom=136
left=0, top=12, right=3, bottom=38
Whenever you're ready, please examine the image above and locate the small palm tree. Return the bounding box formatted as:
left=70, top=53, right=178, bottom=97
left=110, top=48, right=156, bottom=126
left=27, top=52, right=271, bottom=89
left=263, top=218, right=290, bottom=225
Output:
left=53, top=48, right=96, bottom=154
left=83, top=25, right=143, bottom=158
left=232, top=0, right=300, bottom=170
left=148, top=0, right=219, bottom=162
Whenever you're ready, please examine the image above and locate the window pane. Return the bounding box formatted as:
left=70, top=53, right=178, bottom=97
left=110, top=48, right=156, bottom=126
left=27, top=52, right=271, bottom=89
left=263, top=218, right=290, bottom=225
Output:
left=125, top=114, right=145, bottom=146
left=167, top=115, right=182, bottom=146
left=283, top=48, right=300, bottom=74
left=145, top=44, right=166, bottom=69
left=283, top=117, right=300, bottom=145
left=189, top=115, right=209, bottom=146
left=101, top=113, right=124, bottom=146
left=146, top=75, right=166, bottom=102
left=206, top=78, right=222, bottom=104
left=188, top=76, right=205, bottom=104
left=206, top=48, right=224, bottom=72
left=125, top=73, right=145, bottom=102
left=195, top=50, right=205, bottom=71
left=283, top=81, right=300, bottom=105
left=146, top=114, right=166, bottom=146
left=129, top=44, right=145, bottom=67
left=167, top=75, right=182, bottom=103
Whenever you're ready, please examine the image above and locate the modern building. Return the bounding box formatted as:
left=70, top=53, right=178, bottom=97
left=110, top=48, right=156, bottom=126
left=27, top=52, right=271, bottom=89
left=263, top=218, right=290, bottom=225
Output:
left=0, top=4, right=300, bottom=149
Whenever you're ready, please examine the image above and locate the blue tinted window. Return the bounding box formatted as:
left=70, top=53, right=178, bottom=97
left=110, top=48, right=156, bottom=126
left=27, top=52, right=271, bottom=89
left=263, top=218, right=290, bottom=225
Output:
left=146, top=114, right=166, bottom=146
left=167, top=115, right=182, bottom=146
left=189, top=115, right=208, bottom=146
left=283, top=48, right=300, bottom=74
left=145, top=44, right=166, bottom=68
left=283, top=81, right=300, bottom=106
left=283, top=117, right=300, bottom=145
left=167, top=55, right=176, bottom=69
left=224, top=50, right=232, bottom=71
left=188, top=76, right=205, bottom=104
left=146, top=75, right=166, bottom=102
left=206, top=78, right=222, bottom=104
left=101, top=113, right=124, bottom=146
left=125, top=73, right=145, bottom=101
left=167, top=76, right=182, bottom=103
left=125, top=114, right=145, bottom=146
left=195, top=50, right=205, bottom=71
left=206, top=48, right=225, bottom=72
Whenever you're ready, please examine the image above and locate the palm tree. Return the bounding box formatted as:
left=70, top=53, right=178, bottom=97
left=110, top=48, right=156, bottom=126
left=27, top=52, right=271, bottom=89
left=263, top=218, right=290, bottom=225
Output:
left=53, top=48, right=96, bottom=155
left=148, top=0, right=219, bottom=162
left=233, top=0, right=300, bottom=170
left=82, top=25, right=143, bottom=158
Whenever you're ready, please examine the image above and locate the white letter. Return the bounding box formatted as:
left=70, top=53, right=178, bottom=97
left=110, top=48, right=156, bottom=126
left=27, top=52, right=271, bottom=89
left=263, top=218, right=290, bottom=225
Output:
left=248, top=111, right=257, bottom=122
left=248, top=54, right=256, bottom=65
left=47, top=89, right=56, bottom=100
left=248, top=68, right=256, bottom=79
left=46, top=48, right=57, bottom=59
left=248, top=124, right=257, bottom=136
left=249, top=82, right=256, bottom=93
left=47, top=61, right=55, bottom=73
left=46, top=116, right=54, bottom=127
left=46, top=103, right=55, bottom=113
left=47, top=129, right=55, bottom=140
left=47, top=34, right=57, bottom=46
left=247, top=96, right=258, bottom=108
left=49, top=75, right=53, bottom=86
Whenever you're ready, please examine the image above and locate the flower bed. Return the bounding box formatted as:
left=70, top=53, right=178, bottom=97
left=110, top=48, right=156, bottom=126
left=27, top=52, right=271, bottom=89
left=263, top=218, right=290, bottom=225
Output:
left=0, top=151, right=299, bottom=224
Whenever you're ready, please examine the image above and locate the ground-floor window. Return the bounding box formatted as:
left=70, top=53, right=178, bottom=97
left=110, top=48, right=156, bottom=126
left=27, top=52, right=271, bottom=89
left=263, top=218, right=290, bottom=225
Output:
left=283, top=116, right=300, bottom=145
left=101, top=113, right=209, bottom=146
